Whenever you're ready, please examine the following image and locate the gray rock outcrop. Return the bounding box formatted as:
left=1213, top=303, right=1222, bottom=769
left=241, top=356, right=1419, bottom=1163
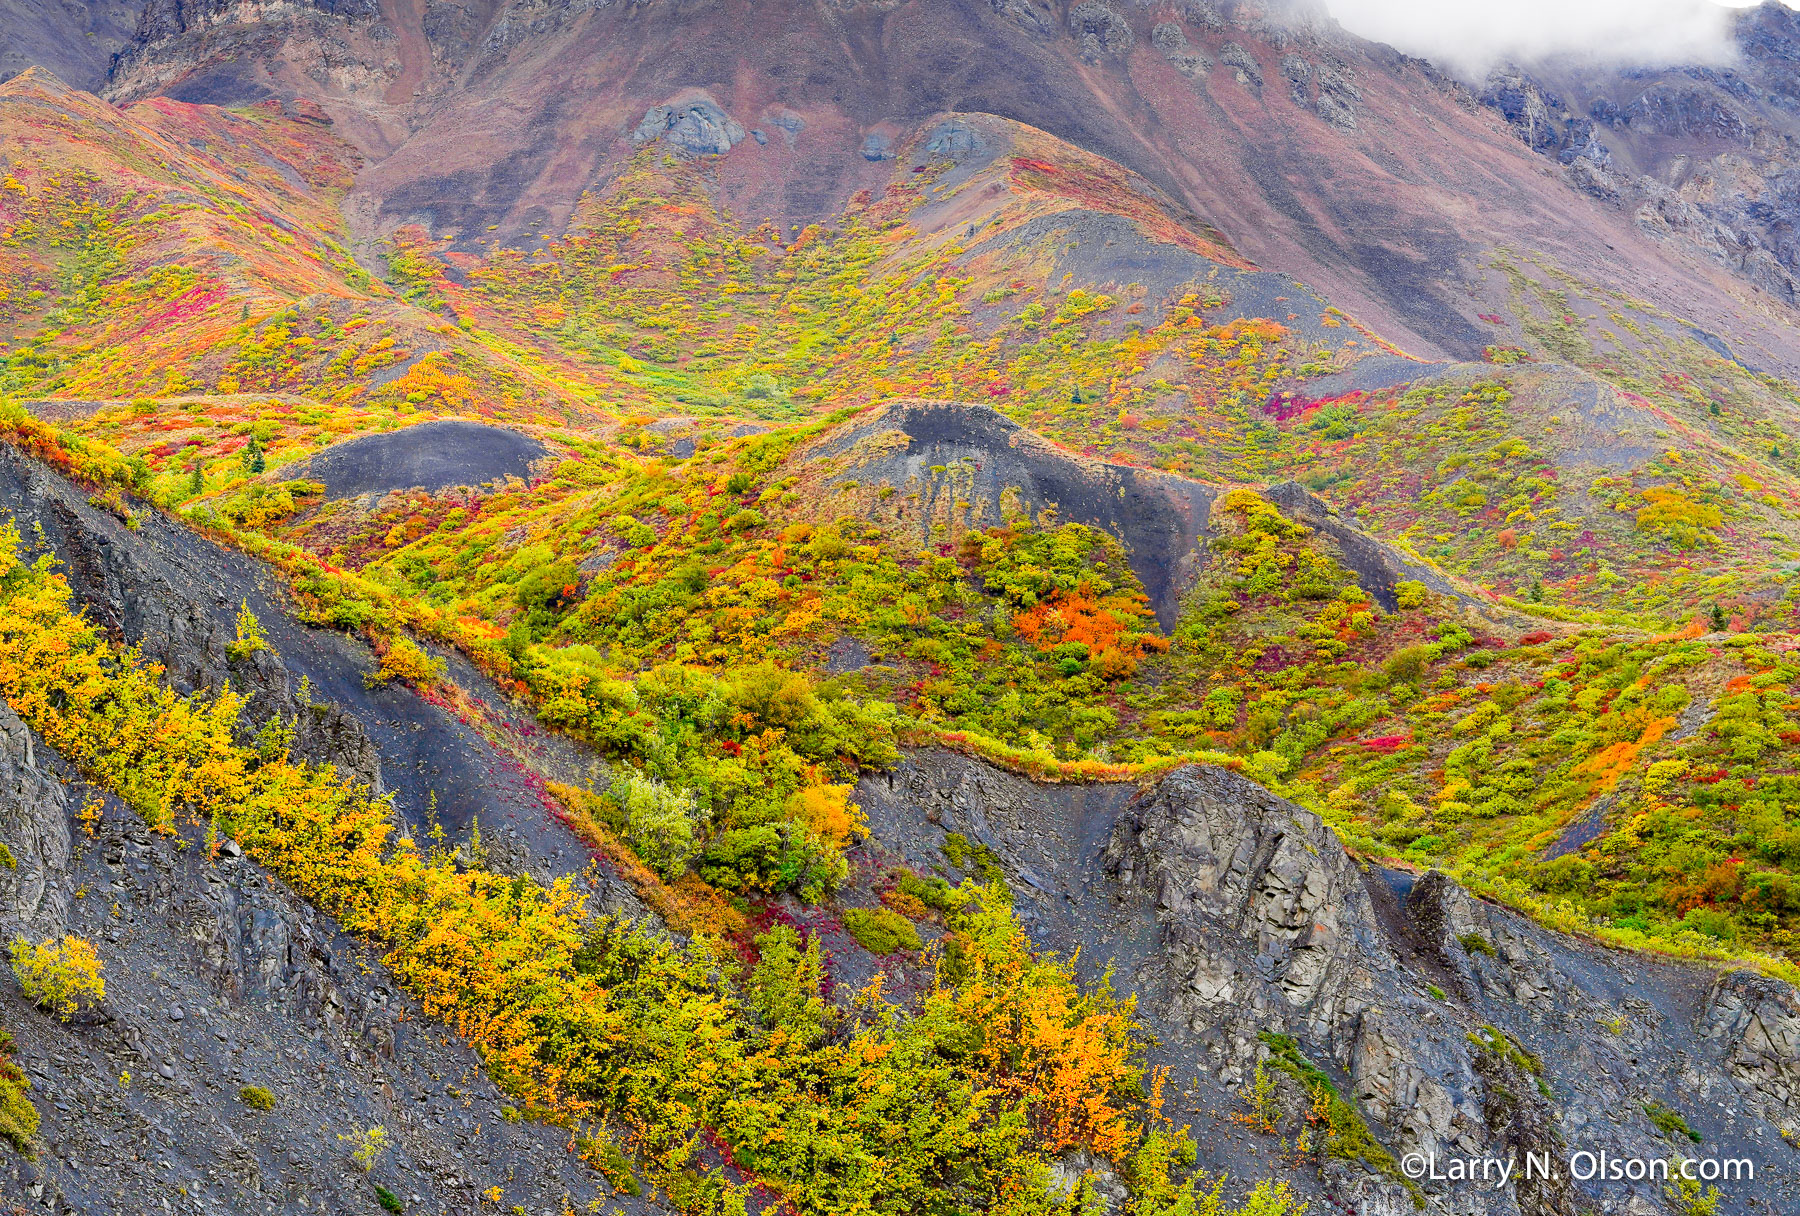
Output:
left=1069, top=2, right=1133, bottom=61
left=633, top=96, right=746, bottom=155
left=857, top=749, right=1800, bottom=1214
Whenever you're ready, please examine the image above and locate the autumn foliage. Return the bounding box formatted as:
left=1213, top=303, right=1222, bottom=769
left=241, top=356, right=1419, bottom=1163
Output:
left=0, top=525, right=1299, bottom=1214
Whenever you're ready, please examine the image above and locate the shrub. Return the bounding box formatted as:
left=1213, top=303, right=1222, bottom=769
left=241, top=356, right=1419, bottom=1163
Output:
left=1255, top=1031, right=1422, bottom=1206
left=942, top=832, right=1008, bottom=889
left=576, top=1130, right=643, bottom=1196
left=0, top=528, right=1285, bottom=1215
left=375, top=1184, right=404, bottom=1213
left=226, top=601, right=268, bottom=661
left=897, top=870, right=964, bottom=913
left=239, top=1085, right=275, bottom=1111
left=1383, top=644, right=1432, bottom=685
left=0, top=1030, right=37, bottom=1154
left=697, top=824, right=848, bottom=902
left=340, top=1125, right=388, bottom=1172
left=1645, top=1098, right=1702, bottom=1143
left=1634, top=486, right=1722, bottom=549
left=748, top=925, right=828, bottom=1041
left=1457, top=932, right=1496, bottom=957
left=1666, top=1173, right=1721, bottom=1216
left=9, top=935, right=104, bottom=1020
left=615, top=771, right=699, bottom=880
left=786, top=783, right=865, bottom=847
left=842, top=906, right=922, bottom=955
left=365, top=637, right=445, bottom=689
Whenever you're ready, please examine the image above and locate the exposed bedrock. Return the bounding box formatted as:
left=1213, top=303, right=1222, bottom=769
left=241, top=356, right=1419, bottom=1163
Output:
left=857, top=750, right=1800, bottom=1214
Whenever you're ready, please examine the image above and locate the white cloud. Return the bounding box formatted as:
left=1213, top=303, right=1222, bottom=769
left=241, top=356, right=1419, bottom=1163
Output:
left=1319, top=0, right=1779, bottom=77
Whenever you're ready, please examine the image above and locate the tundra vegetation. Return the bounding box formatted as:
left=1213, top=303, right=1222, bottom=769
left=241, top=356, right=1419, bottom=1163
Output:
left=7, top=82, right=1800, bottom=1205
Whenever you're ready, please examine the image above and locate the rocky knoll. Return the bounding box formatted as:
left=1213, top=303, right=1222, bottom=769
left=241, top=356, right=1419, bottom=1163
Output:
left=858, top=751, right=1800, bottom=1215
left=789, top=400, right=1471, bottom=631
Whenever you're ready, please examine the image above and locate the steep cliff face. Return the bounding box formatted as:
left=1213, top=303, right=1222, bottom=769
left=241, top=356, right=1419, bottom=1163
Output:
left=1475, top=3, right=1800, bottom=309
left=857, top=751, right=1800, bottom=1215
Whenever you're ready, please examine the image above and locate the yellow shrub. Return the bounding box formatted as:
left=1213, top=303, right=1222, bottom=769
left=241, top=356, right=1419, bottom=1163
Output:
left=9, top=935, right=105, bottom=1020
left=366, top=636, right=446, bottom=688
left=786, top=781, right=866, bottom=846
left=1634, top=486, right=1722, bottom=548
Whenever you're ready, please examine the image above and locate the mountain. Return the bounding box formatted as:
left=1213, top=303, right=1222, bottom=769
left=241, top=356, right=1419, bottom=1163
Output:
left=94, top=0, right=1800, bottom=372
left=0, top=0, right=137, bottom=90
left=8, top=3, right=1800, bottom=1215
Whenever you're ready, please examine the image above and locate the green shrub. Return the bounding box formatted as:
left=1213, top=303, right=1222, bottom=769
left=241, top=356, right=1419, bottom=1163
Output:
left=374, top=1183, right=403, bottom=1212
left=577, top=1130, right=643, bottom=1196
left=1256, top=1032, right=1423, bottom=1208
left=942, top=832, right=1008, bottom=889
left=1457, top=932, right=1496, bottom=957
left=842, top=907, right=921, bottom=955
left=615, top=772, right=699, bottom=880
left=748, top=925, right=828, bottom=1040
left=1393, top=580, right=1428, bottom=610
left=697, top=824, right=847, bottom=902
left=897, top=870, right=966, bottom=914
left=239, top=1085, right=275, bottom=1111
left=1645, top=1099, right=1702, bottom=1143
left=1383, top=644, right=1432, bottom=685
left=0, top=1030, right=37, bottom=1155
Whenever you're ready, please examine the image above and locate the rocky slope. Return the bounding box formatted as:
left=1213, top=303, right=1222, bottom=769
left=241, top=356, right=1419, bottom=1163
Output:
left=1, top=430, right=1799, bottom=1215
left=858, top=750, right=1800, bottom=1216
left=83, top=0, right=1800, bottom=374
left=0, top=444, right=637, bottom=888
left=12, top=0, right=1800, bottom=370
left=0, top=449, right=659, bottom=1214
left=0, top=0, right=138, bottom=90
left=1477, top=2, right=1800, bottom=310
left=0, top=696, right=647, bottom=1215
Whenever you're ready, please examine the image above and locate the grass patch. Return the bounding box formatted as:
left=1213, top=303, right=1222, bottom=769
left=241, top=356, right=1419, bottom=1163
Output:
left=1457, top=932, right=1496, bottom=957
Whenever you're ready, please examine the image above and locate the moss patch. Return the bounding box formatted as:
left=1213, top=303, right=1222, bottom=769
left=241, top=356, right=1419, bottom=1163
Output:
left=842, top=906, right=923, bottom=955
